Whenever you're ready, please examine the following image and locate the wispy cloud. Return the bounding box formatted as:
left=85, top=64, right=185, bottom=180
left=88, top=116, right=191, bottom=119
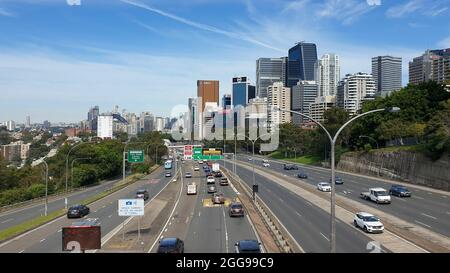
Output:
left=0, top=7, right=14, bottom=17
left=316, top=0, right=377, bottom=25
left=120, top=0, right=284, bottom=52
left=282, top=0, right=310, bottom=13
left=386, top=0, right=449, bottom=18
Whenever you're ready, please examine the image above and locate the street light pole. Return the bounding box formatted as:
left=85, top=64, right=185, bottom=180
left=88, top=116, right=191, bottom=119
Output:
left=71, top=157, right=91, bottom=189
left=65, top=142, right=91, bottom=208
left=275, top=106, right=400, bottom=253
left=41, top=160, right=49, bottom=216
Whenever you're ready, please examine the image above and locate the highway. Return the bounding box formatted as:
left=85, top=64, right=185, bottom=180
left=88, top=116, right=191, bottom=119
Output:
left=0, top=177, right=119, bottom=231
left=0, top=167, right=173, bottom=253
left=149, top=160, right=259, bottom=253
left=222, top=158, right=386, bottom=253
left=234, top=155, right=450, bottom=238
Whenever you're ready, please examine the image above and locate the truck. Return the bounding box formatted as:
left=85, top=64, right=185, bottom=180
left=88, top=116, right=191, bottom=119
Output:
left=212, top=163, right=220, bottom=173
left=360, top=188, right=391, bottom=204
left=187, top=183, right=197, bottom=195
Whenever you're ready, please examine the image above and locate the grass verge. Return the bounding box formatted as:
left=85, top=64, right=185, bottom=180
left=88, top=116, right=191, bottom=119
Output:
left=0, top=167, right=158, bottom=243
left=268, top=151, right=322, bottom=165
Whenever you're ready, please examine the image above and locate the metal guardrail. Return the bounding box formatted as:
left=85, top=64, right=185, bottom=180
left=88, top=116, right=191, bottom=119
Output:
left=222, top=167, right=301, bottom=253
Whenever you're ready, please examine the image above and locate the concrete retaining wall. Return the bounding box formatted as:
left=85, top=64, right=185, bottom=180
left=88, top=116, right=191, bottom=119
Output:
left=338, top=151, right=450, bottom=191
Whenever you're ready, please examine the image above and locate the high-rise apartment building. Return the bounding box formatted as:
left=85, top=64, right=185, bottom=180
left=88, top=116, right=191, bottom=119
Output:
left=337, top=73, right=376, bottom=116
left=315, top=53, right=340, bottom=97
left=88, top=106, right=100, bottom=132
left=409, top=49, right=450, bottom=85
left=372, top=56, right=402, bottom=97
left=292, top=81, right=318, bottom=125
left=267, top=82, right=291, bottom=126
left=432, top=54, right=450, bottom=85
left=309, top=96, right=336, bottom=123
left=197, top=80, right=219, bottom=112
left=256, top=57, right=288, bottom=98
left=97, top=115, right=113, bottom=139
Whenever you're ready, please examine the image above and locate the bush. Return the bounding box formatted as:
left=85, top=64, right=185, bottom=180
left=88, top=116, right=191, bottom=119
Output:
left=0, top=188, right=31, bottom=206
left=131, top=162, right=152, bottom=174
left=27, top=184, right=46, bottom=199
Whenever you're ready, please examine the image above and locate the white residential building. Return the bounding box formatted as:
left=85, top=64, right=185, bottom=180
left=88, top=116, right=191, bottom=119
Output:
left=310, top=96, right=336, bottom=123
left=97, top=115, right=113, bottom=139
left=315, top=53, right=340, bottom=97
left=337, top=73, right=376, bottom=116
left=267, top=82, right=291, bottom=126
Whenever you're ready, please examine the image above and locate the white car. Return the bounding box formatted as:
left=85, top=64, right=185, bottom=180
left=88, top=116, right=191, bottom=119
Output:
left=248, top=157, right=253, bottom=161
left=198, top=160, right=203, bottom=164
left=262, top=159, right=269, bottom=163
left=354, top=212, right=384, bottom=233
left=194, top=167, right=200, bottom=171
left=262, top=162, right=270, bottom=167
left=207, top=176, right=215, bottom=184
left=317, top=182, right=331, bottom=192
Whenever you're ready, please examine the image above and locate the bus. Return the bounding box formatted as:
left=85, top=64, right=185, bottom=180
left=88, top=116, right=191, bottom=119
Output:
left=164, top=160, right=173, bottom=170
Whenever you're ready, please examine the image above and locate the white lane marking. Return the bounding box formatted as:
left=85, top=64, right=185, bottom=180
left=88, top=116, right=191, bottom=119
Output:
left=420, top=213, right=437, bottom=220
left=428, top=192, right=432, bottom=195
left=93, top=210, right=97, bottom=213
left=446, top=212, right=450, bottom=215
left=39, top=238, right=46, bottom=243
left=320, top=232, right=330, bottom=241
left=413, top=196, right=424, bottom=200
left=102, top=205, right=106, bottom=208
left=57, top=229, right=62, bottom=233
left=18, top=250, right=25, bottom=253
left=279, top=198, right=284, bottom=203
left=185, top=217, right=189, bottom=224
left=222, top=207, right=229, bottom=253
left=1, top=218, right=13, bottom=224
left=164, top=228, right=168, bottom=232
left=108, top=215, right=112, bottom=218
left=415, top=220, right=431, bottom=228
left=442, top=196, right=447, bottom=198
left=199, top=211, right=201, bottom=217
left=169, top=222, right=172, bottom=226
left=306, top=201, right=313, bottom=207
left=295, top=211, right=302, bottom=217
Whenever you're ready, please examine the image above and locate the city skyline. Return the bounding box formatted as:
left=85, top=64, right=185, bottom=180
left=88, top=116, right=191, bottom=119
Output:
left=1, top=0, right=449, bottom=122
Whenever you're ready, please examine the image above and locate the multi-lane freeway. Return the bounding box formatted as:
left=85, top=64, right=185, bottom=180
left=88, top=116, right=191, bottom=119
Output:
left=0, top=168, right=173, bottom=253
left=149, top=161, right=259, bottom=253
left=233, top=154, right=450, bottom=238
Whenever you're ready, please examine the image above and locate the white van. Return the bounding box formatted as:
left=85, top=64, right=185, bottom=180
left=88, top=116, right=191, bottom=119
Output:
left=187, top=183, right=197, bottom=195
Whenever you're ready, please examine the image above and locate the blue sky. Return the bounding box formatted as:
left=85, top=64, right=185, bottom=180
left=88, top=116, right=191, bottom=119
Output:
left=0, top=0, right=449, bottom=123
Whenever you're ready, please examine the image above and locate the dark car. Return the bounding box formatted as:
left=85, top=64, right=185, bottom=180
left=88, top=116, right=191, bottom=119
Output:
left=205, top=171, right=211, bottom=177
left=136, top=189, right=149, bottom=200
left=297, top=172, right=308, bottom=179
left=67, top=204, right=90, bottom=218
left=389, top=185, right=411, bottom=197
left=220, top=177, right=229, bottom=186
left=235, top=240, right=261, bottom=253
left=330, top=176, right=343, bottom=184
left=283, top=164, right=298, bottom=170
left=157, top=237, right=184, bottom=253
left=214, top=172, right=223, bottom=178
left=229, top=203, right=244, bottom=217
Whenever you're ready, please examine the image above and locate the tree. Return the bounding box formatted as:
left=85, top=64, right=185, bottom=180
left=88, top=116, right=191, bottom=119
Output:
left=0, top=127, right=11, bottom=145
left=424, top=99, right=450, bottom=160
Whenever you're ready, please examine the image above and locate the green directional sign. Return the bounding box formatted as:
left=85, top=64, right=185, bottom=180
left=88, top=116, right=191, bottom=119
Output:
left=128, top=150, right=144, bottom=163
left=192, top=147, right=202, bottom=160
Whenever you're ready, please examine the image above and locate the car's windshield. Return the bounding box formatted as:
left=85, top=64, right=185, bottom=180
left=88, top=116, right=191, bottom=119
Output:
left=363, top=216, right=379, bottom=222
left=374, top=191, right=388, bottom=196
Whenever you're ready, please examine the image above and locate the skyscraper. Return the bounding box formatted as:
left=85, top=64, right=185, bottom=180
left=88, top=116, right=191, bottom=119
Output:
left=256, top=57, right=288, bottom=98
left=197, top=80, right=219, bottom=112
left=315, top=53, right=340, bottom=97
left=222, top=94, right=232, bottom=109
left=25, top=116, right=31, bottom=128
left=409, top=49, right=450, bottom=85
left=292, top=81, right=318, bottom=125
left=267, top=82, right=291, bottom=126
left=232, top=77, right=256, bottom=108
left=88, top=106, right=99, bottom=132
left=287, top=42, right=318, bottom=88
left=337, top=73, right=376, bottom=116
left=372, top=56, right=402, bottom=97
left=431, top=52, right=450, bottom=85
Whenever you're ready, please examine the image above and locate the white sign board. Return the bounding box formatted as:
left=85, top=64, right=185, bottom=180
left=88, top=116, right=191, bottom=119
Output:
left=118, top=199, right=144, bottom=216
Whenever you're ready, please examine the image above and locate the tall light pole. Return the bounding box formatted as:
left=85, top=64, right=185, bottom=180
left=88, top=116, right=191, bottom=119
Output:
left=40, top=160, right=49, bottom=216
left=236, top=133, right=272, bottom=201
left=275, top=106, right=400, bottom=253
left=359, top=135, right=379, bottom=149
left=65, top=142, right=91, bottom=208
left=71, top=157, right=91, bottom=189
